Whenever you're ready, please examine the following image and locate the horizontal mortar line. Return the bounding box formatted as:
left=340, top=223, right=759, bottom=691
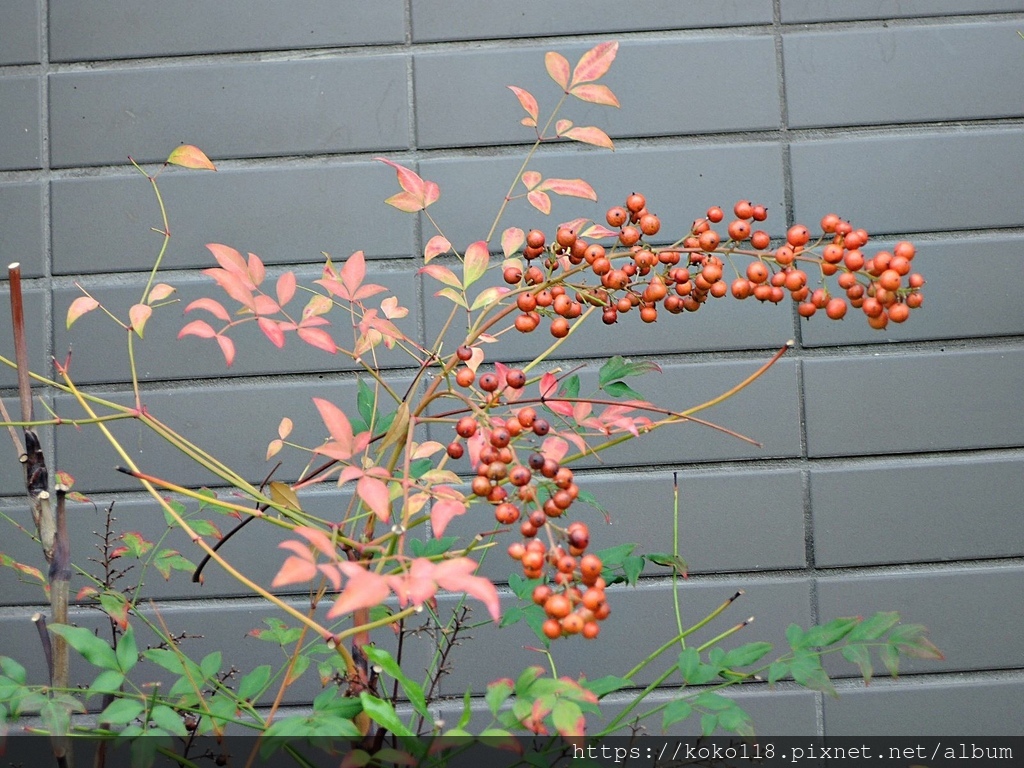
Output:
left=29, top=10, right=1024, bottom=71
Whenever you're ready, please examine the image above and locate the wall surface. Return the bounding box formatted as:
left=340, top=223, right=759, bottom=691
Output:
left=1, top=1, right=1023, bottom=738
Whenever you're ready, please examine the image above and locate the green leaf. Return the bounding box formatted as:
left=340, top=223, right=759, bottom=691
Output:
left=720, top=641, right=773, bottom=669
left=357, top=378, right=377, bottom=428
left=718, top=702, right=755, bottom=737
left=238, top=664, right=272, bottom=702
left=594, top=543, right=636, bottom=569
left=841, top=643, right=873, bottom=684
left=799, top=617, right=860, bottom=648
left=40, top=698, right=73, bottom=737
left=558, top=374, right=580, bottom=400
left=0, top=656, right=27, bottom=685
left=785, top=623, right=805, bottom=650
left=515, top=666, right=544, bottom=697
left=694, top=691, right=733, bottom=712
left=499, top=605, right=524, bottom=629
left=359, top=692, right=413, bottom=736
left=888, top=623, right=943, bottom=659
left=154, top=549, right=195, bottom=580
left=365, top=647, right=429, bottom=720
left=880, top=643, right=900, bottom=677
left=99, top=697, right=145, bottom=725
left=49, top=625, right=118, bottom=671
left=436, top=287, right=468, bottom=308
left=622, top=555, right=644, bottom=585
left=188, top=518, right=222, bottom=539
left=150, top=704, right=189, bottom=737
left=663, top=699, right=693, bottom=728
left=485, top=678, right=514, bottom=717
left=603, top=380, right=645, bottom=400
left=115, top=626, right=138, bottom=674
left=552, top=699, right=583, bottom=736
left=458, top=687, right=473, bottom=730
left=408, top=536, right=458, bottom=559
left=848, top=611, right=900, bottom=642
left=580, top=675, right=631, bottom=698
left=700, top=713, right=719, bottom=737
left=646, top=552, right=689, bottom=577
left=200, top=651, right=222, bottom=681
left=789, top=650, right=837, bottom=697
left=598, top=355, right=661, bottom=388
left=87, top=670, right=125, bottom=700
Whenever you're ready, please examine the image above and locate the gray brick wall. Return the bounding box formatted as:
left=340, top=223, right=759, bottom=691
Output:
left=1, top=3, right=1022, bottom=738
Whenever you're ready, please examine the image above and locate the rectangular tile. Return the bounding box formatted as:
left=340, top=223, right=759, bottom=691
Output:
left=817, top=566, right=1024, bottom=676
left=412, top=1, right=773, bottom=42
left=785, top=21, right=1024, bottom=129
left=0, top=1, right=41, bottom=65
left=53, top=266, right=420, bottom=384
left=49, top=56, right=409, bottom=167
left=0, top=76, right=42, bottom=170
left=415, top=36, right=779, bottom=148
left=51, top=162, right=417, bottom=275
left=803, top=348, right=1024, bottom=457
left=791, top=128, right=1024, bottom=235
left=49, top=0, right=405, bottom=62
left=811, top=456, right=1024, bottom=567
left=800, top=234, right=1024, bottom=347
left=782, top=1, right=1021, bottom=23
left=0, top=182, right=45, bottom=278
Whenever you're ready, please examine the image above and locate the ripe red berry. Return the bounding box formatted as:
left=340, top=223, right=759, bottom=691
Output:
left=456, top=345, right=473, bottom=361
left=727, top=220, right=751, bottom=241
left=505, top=368, right=526, bottom=389
left=626, top=193, right=646, bottom=213
left=706, top=206, right=724, bottom=223
left=479, top=373, right=499, bottom=392
left=733, top=200, right=754, bottom=219
left=503, top=266, right=523, bottom=284
left=639, top=213, right=661, bottom=236
left=786, top=225, right=810, bottom=247
left=526, top=229, right=546, bottom=249
left=456, top=417, right=477, bottom=438
left=455, top=367, right=475, bottom=388
left=606, top=207, right=628, bottom=228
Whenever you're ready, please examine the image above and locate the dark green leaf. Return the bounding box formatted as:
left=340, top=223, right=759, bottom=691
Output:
left=499, top=605, right=524, bottom=628
left=799, top=617, right=860, bottom=648
left=238, top=665, right=272, bottom=702
left=409, top=458, right=433, bottom=479
left=365, top=646, right=429, bottom=719
left=603, top=380, right=645, bottom=399
left=718, top=703, right=755, bottom=737
left=407, top=536, right=459, bottom=560
left=558, top=374, right=580, bottom=400
left=49, top=625, right=118, bottom=671
left=622, top=555, right=644, bottom=585
left=359, top=692, right=412, bottom=736
left=115, top=625, right=138, bottom=674
left=458, top=687, right=473, bottom=730
left=598, top=356, right=661, bottom=388
left=581, top=675, right=632, bottom=698
left=848, top=611, right=900, bottom=642
left=357, top=378, right=377, bottom=427
left=594, top=543, right=636, bottom=569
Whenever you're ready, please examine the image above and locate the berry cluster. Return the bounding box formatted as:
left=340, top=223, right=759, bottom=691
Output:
left=504, top=194, right=924, bottom=331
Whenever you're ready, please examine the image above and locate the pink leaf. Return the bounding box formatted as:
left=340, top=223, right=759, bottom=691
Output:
left=555, top=119, right=573, bottom=136
left=276, top=272, right=296, bottom=307
left=216, top=334, right=235, bottom=366
left=507, top=86, right=539, bottom=123
left=266, top=439, right=283, bottom=460
left=419, top=264, right=462, bottom=289
left=294, top=526, right=337, bottom=559
left=66, top=296, right=100, bottom=329
left=178, top=319, right=217, bottom=340
left=569, top=83, right=620, bottom=108
left=357, top=476, right=391, bottom=522
left=327, top=563, right=391, bottom=618
left=424, top=235, right=451, bottom=263
left=340, top=250, right=367, bottom=298
left=527, top=190, right=552, bottom=215
left=463, top=241, right=490, bottom=288
left=129, top=303, right=152, bottom=339
left=571, top=41, right=618, bottom=86
left=206, top=244, right=250, bottom=284
left=541, top=436, right=569, bottom=463
left=271, top=554, right=317, bottom=588
left=539, top=372, right=558, bottom=398
left=253, top=294, right=280, bottom=315
left=376, top=157, right=440, bottom=211
left=258, top=318, right=286, bottom=348
left=381, top=296, right=408, bottom=320
left=146, top=283, right=176, bottom=304
left=247, top=252, right=265, bottom=286
left=470, top=286, right=510, bottom=312
left=184, top=297, right=230, bottom=321
left=521, top=171, right=542, bottom=190
left=434, top=558, right=501, bottom=622
left=278, top=417, right=293, bottom=440
left=537, top=178, right=597, bottom=200
left=202, top=268, right=256, bottom=311
left=313, top=398, right=355, bottom=454
left=317, top=563, right=342, bottom=591
left=580, top=223, right=619, bottom=239
left=430, top=497, right=467, bottom=538
left=297, top=327, right=337, bottom=354
left=166, top=144, right=217, bottom=171
left=387, top=558, right=438, bottom=608
left=545, top=51, right=570, bottom=90
left=501, top=227, right=525, bottom=257
left=563, top=125, right=615, bottom=151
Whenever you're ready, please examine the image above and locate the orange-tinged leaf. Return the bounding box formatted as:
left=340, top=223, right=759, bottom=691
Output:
left=146, top=283, right=176, bottom=303
left=580, top=223, right=619, bottom=239
left=376, top=157, right=440, bottom=211
left=216, top=334, right=235, bottom=367
left=327, top=563, right=391, bottom=618
left=527, top=190, right=552, bottom=215
left=129, top=303, right=152, bottom=338
left=541, top=436, right=569, bottom=463
left=253, top=294, right=280, bottom=315
left=411, top=441, right=444, bottom=460
left=184, top=297, right=230, bottom=321
left=419, top=264, right=462, bottom=289
left=435, top=287, right=468, bottom=308
left=380, top=296, right=408, bottom=319
left=384, top=191, right=425, bottom=213
left=278, top=417, right=293, bottom=440
left=570, top=83, right=620, bottom=108
left=563, top=125, right=614, bottom=150
left=340, top=250, right=367, bottom=297
left=266, top=438, right=283, bottom=460
left=313, top=398, right=354, bottom=453
left=166, top=144, right=216, bottom=171
left=501, top=227, right=525, bottom=257
left=258, top=318, right=286, bottom=348
left=434, top=558, right=501, bottom=622
left=430, top=497, right=467, bottom=538
left=276, top=272, right=296, bottom=307
left=545, top=51, right=570, bottom=90
left=272, top=553, right=317, bottom=588
left=463, top=241, right=490, bottom=288
left=178, top=319, right=217, bottom=339
left=555, top=119, right=573, bottom=136
left=507, top=86, right=539, bottom=123
left=537, top=178, right=597, bottom=200
left=571, top=41, right=618, bottom=86
left=294, top=526, right=337, bottom=558
left=206, top=243, right=250, bottom=283
left=521, top=170, right=542, bottom=190
left=387, top=558, right=438, bottom=609
left=66, top=296, right=99, bottom=329
left=202, top=268, right=256, bottom=311
left=247, top=252, right=265, bottom=286
left=297, top=327, right=337, bottom=354
left=424, top=235, right=451, bottom=263
left=358, top=476, right=391, bottom=522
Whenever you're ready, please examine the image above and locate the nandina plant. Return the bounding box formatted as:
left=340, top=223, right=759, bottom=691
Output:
left=0, top=41, right=939, bottom=767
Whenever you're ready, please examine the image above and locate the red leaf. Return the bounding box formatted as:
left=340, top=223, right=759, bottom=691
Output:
left=537, top=178, right=597, bottom=200
left=166, top=144, right=217, bottom=171
left=253, top=295, right=280, bottom=315
left=276, top=272, right=296, bottom=307
left=202, top=267, right=256, bottom=311
left=571, top=41, right=618, bottom=86
left=527, top=190, right=551, bottom=215
left=66, top=296, right=99, bottom=329
left=507, top=86, right=539, bottom=124
left=313, top=398, right=354, bottom=454
left=258, top=318, right=286, bottom=348
left=433, top=558, right=501, bottom=622
left=327, top=563, right=391, bottom=618
left=216, top=334, right=235, bottom=367
left=297, top=327, right=337, bottom=354
left=178, top=319, right=217, bottom=340
left=545, top=51, right=570, bottom=90
left=357, top=475, right=391, bottom=522
left=247, top=252, right=266, bottom=286
left=521, top=170, right=542, bottom=190
left=569, top=84, right=620, bottom=108
left=184, top=297, right=230, bottom=321
left=563, top=125, right=615, bottom=151
left=539, top=372, right=558, bottom=398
